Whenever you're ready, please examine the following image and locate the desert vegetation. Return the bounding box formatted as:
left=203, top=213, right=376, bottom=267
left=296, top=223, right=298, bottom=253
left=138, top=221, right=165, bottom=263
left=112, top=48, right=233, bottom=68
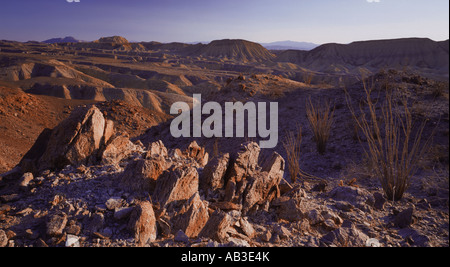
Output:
left=306, top=97, right=335, bottom=155
left=345, top=76, right=434, bottom=201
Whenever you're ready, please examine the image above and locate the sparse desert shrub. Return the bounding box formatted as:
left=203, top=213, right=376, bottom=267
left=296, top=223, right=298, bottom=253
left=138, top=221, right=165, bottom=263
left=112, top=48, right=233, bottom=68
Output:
left=282, top=124, right=302, bottom=183
left=306, top=97, right=335, bottom=155
left=345, top=77, right=434, bottom=201
left=431, top=82, right=449, bottom=98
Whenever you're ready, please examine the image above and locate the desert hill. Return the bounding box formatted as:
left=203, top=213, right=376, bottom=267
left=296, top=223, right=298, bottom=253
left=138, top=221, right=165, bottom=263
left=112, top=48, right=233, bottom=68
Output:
left=96, top=36, right=130, bottom=44
left=277, top=38, right=449, bottom=74
left=191, top=39, right=276, bottom=63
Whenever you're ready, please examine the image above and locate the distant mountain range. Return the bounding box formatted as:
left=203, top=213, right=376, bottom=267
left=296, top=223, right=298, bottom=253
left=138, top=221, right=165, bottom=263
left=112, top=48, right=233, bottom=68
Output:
left=276, top=38, right=449, bottom=72
left=43, top=36, right=81, bottom=44
left=260, top=41, right=319, bottom=51
left=39, top=36, right=449, bottom=73
left=42, top=37, right=319, bottom=51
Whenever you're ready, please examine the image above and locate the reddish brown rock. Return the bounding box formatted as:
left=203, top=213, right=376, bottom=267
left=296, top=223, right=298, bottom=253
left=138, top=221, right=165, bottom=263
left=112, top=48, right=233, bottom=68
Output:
left=147, top=140, right=168, bottom=159
left=199, top=210, right=235, bottom=243
left=242, top=170, right=281, bottom=214
left=101, top=133, right=139, bottom=165
left=200, top=153, right=230, bottom=192
left=224, top=142, right=261, bottom=202
left=229, top=142, right=260, bottom=183
left=120, top=158, right=168, bottom=193
left=0, top=230, right=8, bottom=247
left=38, top=106, right=106, bottom=171
left=128, top=201, right=157, bottom=246
left=262, top=152, right=285, bottom=183
left=171, top=193, right=209, bottom=238
left=46, top=213, right=68, bottom=237
left=272, top=196, right=307, bottom=222
left=185, top=141, right=209, bottom=167
left=153, top=165, right=199, bottom=208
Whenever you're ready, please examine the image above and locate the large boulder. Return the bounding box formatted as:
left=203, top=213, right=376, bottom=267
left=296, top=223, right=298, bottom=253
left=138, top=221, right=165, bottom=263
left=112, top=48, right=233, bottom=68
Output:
left=153, top=165, right=199, bottom=208
left=38, top=105, right=107, bottom=171
left=120, top=157, right=168, bottom=193
left=171, top=193, right=209, bottom=238
left=128, top=201, right=157, bottom=246
left=19, top=105, right=117, bottom=173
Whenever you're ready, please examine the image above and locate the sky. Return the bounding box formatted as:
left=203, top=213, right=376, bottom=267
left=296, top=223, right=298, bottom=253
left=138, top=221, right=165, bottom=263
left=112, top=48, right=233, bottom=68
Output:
left=0, top=0, right=448, bottom=44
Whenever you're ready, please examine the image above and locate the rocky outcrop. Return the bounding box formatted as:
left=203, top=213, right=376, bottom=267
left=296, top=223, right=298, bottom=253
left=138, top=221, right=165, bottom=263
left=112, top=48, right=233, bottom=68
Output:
left=2, top=106, right=446, bottom=248
left=18, top=105, right=143, bottom=173
left=38, top=105, right=107, bottom=171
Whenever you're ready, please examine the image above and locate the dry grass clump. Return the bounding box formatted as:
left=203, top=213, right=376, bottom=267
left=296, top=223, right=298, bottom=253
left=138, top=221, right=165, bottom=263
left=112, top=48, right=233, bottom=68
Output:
left=345, top=77, right=434, bottom=201
left=306, top=97, right=335, bottom=155
left=282, top=124, right=302, bottom=183
left=282, top=124, right=322, bottom=184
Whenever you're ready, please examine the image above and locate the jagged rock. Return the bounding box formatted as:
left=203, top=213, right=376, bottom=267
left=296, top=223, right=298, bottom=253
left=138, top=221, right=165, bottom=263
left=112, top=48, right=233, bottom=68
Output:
left=274, top=225, right=291, bottom=239
left=46, top=213, right=68, bottom=237
left=105, top=197, right=123, bottom=210
left=200, top=153, right=230, bottom=192
left=19, top=172, right=34, bottom=188
left=308, top=209, right=324, bottom=226
left=31, top=106, right=109, bottom=171
left=224, top=142, right=262, bottom=203
left=329, top=186, right=375, bottom=209
left=373, top=192, right=387, bottom=210
left=334, top=201, right=354, bottom=212
left=242, top=171, right=281, bottom=214
left=100, top=133, right=139, bottom=165
left=153, top=165, right=199, bottom=208
left=238, top=217, right=256, bottom=238
left=262, top=152, right=285, bottom=182
left=147, top=140, right=168, bottom=159
left=171, top=193, right=209, bottom=238
left=120, top=157, right=168, bottom=193
left=128, top=201, right=157, bottom=246
left=229, top=142, right=261, bottom=182
left=65, top=235, right=80, bottom=247
left=320, top=223, right=369, bottom=247
left=394, top=207, right=415, bottom=228
left=0, top=230, right=8, bottom=247
left=199, top=210, right=235, bottom=243
left=102, top=120, right=115, bottom=146
left=185, top=141, right=209, bottom=167
left=272, top=196, right=306, bottom=222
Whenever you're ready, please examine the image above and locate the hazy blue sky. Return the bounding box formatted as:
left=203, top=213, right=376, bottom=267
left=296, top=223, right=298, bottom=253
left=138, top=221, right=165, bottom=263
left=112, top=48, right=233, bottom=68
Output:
left=0, top=0, right=448, bottom=44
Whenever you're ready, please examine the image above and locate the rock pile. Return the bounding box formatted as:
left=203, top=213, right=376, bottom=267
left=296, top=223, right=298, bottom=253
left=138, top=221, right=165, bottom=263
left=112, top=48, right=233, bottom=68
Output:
left=0, top=105, right=448, bottom=247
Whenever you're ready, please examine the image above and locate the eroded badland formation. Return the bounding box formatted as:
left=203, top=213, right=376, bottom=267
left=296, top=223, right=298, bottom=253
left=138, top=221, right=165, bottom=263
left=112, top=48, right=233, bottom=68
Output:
left=0, top=36, right=448, bottom=247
